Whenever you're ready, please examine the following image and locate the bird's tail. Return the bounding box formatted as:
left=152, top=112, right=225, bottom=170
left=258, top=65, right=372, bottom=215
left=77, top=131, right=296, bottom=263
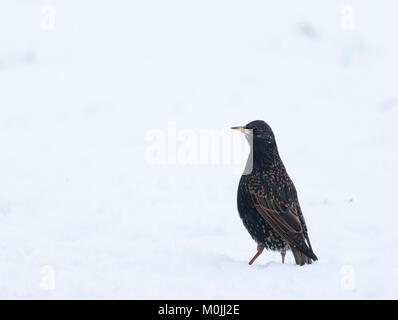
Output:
left=291, top=247, right=318, bottom=266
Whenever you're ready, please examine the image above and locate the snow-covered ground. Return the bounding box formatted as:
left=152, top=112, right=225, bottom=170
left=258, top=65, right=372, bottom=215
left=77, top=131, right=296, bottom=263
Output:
left=0, top=1, right=397, bottom=299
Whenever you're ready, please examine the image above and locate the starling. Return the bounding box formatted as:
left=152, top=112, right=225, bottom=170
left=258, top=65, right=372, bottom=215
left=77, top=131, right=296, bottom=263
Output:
left=232, top=120, right=318, bottom=265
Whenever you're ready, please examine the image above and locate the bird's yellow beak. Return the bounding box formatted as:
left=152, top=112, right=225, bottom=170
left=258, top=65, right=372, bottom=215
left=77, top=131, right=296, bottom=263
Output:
left=231, top=126, right=245, bottom=132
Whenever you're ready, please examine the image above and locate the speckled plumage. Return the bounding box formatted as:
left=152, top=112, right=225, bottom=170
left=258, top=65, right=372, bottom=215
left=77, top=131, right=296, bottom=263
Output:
left=233, top=120, right=318, bottom=265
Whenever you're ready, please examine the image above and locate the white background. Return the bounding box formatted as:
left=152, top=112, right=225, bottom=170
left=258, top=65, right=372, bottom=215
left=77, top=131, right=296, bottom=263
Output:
left=0, top=1, right=397, bottom=299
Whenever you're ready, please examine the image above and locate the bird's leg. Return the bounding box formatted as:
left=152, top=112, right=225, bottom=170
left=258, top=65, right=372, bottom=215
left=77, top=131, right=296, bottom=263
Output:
left=249, top=244, right=264, bottom=265
left=281, top=251, right=286, bottom=264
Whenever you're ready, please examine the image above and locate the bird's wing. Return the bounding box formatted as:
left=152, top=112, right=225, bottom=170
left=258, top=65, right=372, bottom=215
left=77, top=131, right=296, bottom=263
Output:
left=247, top=175, right=316, bottom=260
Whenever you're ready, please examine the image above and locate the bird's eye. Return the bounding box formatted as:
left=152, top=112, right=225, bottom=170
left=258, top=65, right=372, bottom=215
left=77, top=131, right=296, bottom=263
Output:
left=253, top=128, right=263, bottom=137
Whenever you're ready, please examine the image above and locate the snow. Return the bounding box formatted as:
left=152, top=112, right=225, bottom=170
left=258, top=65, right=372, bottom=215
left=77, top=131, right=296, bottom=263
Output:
left=0, top=0, right=397, bottom=299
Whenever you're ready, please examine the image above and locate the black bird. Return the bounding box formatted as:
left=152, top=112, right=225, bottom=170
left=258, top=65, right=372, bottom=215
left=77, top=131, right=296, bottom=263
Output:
left=232, top=120, right=318, bottom=265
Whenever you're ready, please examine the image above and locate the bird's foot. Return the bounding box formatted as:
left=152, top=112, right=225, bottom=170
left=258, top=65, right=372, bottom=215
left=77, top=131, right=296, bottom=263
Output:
left=248, top=246, right=264, bottom=265
left=281, top=251, right=286, bottom=264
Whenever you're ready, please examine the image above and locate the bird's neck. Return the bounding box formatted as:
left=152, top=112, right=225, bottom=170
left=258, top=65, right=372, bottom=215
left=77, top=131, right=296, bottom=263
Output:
left=250, top=144, right=281, bottom=171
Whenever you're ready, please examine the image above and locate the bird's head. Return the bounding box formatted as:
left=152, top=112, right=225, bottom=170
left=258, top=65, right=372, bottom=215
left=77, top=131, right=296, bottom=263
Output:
left=231, top=120, right=276, bottom=148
